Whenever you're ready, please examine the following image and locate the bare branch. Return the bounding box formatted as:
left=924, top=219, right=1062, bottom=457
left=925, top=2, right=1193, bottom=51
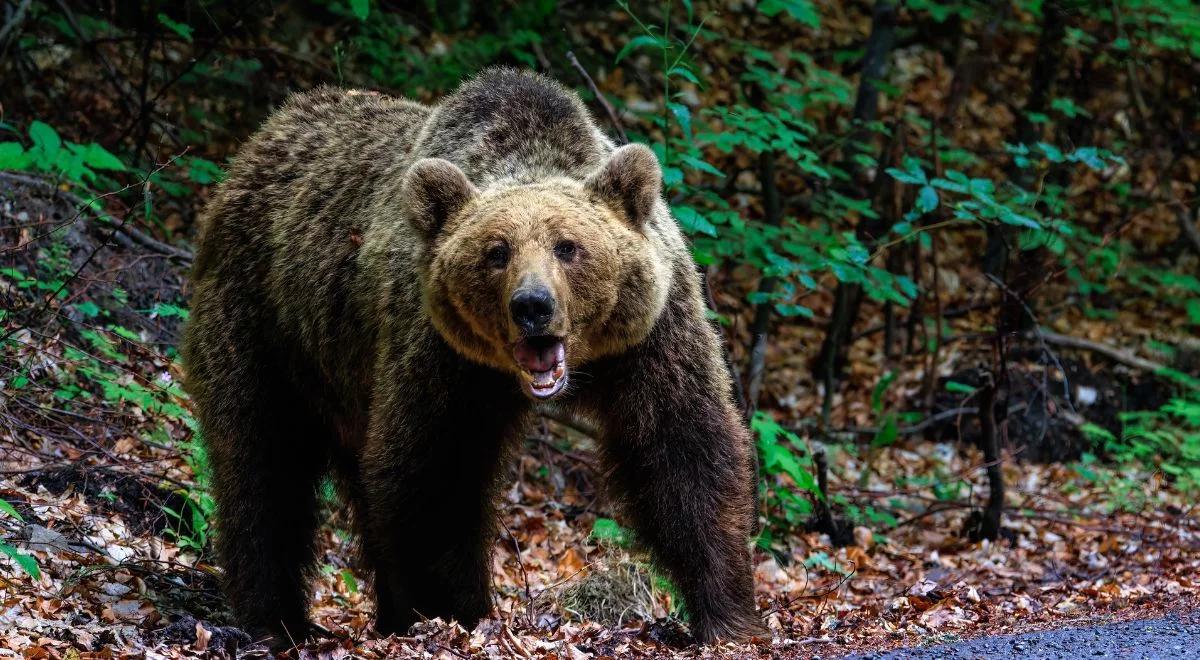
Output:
left=1038, top=330, right=1168, bottom=374
left=566, top=51, right=628, bottom=144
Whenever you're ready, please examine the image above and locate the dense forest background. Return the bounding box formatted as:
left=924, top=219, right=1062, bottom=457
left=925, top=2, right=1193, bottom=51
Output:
left=1, top=0, right=1198, bottom=657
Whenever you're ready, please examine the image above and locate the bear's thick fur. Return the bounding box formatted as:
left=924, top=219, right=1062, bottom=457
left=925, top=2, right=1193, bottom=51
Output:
left=182, top=68, right=760, bottom=645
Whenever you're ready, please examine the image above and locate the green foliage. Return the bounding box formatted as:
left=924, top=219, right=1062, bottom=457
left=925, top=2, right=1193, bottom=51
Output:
left=336, top=0, right=555, bottom=94
left=0, top=136, right=209, bottom=552
left=0, top=120, right=125, bottom=187
left=0, top=499, right=40, bottom=580
left=162, top=423, right=215, bottom=554
left=156, top=13, right=194, bottom=41
left=1114, top=0, right=1200, bottom=58
left=619, top=1, right=915, bottom=322
left=1082, top=390, right=1200, bottom=498
left=590, top=517, right=632, bottom=547
left=754, top=412, right=820, bottom=533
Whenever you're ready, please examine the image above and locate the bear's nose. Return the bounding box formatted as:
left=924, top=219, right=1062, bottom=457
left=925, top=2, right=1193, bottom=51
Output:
left=510, top=287, right=555, bottom=334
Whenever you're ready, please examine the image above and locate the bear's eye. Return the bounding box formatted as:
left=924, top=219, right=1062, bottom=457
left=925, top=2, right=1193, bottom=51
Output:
left=554, top=240, right=578, bottom=263
left=484, top=243, right=510, bottom=269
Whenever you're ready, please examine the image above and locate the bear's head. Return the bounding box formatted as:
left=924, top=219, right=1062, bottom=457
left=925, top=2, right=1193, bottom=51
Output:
left=403, top=144, right=671, bottom=399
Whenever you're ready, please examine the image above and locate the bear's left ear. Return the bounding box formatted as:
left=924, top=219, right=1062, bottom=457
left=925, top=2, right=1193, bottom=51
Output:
left=402, top=158, right=480, bottom=237
left=585, top=143, right=662, bottom=227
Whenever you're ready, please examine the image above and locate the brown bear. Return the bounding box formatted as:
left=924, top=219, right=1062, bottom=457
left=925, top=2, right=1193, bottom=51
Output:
left=181, top=68, right=760, bottom=646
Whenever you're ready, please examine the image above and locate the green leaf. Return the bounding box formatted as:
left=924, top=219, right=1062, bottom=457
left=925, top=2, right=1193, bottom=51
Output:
left=616, top=34, right=664, bottom=63
left=0, top=542, right=40, bottom=580
left=944, top=380, right=976, bottom=395
left=915, top=185, right=939, bottom=214
left=82, top=143, right=126, bottom=171
left=1079, top=423, right=1116, bottom=443
left=872, top=414, right=898, bottom=448
left=73, top=301, right=101, bottom=318
left=758, top=0, right=820, bottom=28
left=0, top=142, right=27, bottom=169
left=1186, top=299, right=1200, bottom=325
left=668, top=65, right=700, bottom=85
left=673, top=206, right=718, bottom=237
left=997, top=207, right=1040, bottom=229
left=1037, top=142, right=1064, bottom=163
left=591, top=517, right=630, bottom=547
left=668, top=102, right=692, bottom=138
left=0, top=499, right=24, bottom=521
left=775, top=303, right=814, bottom=318
left=156, top=13, right=194, bottom=41
left=185, top=156, right=225, bottom=185
left=29, top=121, right=61, bottom=157
left=349, top=0, right=369, bottom=20
left=886, top=159, right=926, bottom=185
left=340, top=568, right=359, bottom=594
left=871, top=371, right=897, bottom=413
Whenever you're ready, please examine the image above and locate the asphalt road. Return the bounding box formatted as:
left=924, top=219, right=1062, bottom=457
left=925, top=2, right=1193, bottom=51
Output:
left=850, top=614, right=1200, bottom=659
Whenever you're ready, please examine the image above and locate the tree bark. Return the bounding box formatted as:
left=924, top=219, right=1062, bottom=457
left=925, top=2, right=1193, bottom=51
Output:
left=813, top=119, right=906, bottom=388
left=745, top=150, right=782, bottom=414
left=975, top=378, right=1005, bottom=541
left=984, top=0, right=1066, bottom=285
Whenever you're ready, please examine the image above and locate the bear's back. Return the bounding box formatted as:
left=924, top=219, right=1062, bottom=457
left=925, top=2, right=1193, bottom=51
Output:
left=188, top=88, right=432, bottom=414
left=413, top=68, right=613, bottom=186
left=192, top=88, right=430, bottom=282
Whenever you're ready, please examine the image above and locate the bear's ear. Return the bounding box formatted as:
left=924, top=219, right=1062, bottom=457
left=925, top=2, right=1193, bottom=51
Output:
left=585, top=143, right=662, bottom=227
left=402, top=158, right=479, bottom=237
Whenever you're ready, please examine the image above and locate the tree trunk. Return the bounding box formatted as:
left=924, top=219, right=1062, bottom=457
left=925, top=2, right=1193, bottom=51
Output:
left=745, top=150, right=782, bottom=414
left=984, top=0, right=1065, bottom=286
left=975, top=378, right=1005, bottom=541
left=811, top=0, right=898, bottom=391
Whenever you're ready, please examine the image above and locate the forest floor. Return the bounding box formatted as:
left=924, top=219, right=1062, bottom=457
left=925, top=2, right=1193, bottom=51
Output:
left=4, top=175, right=1200, bottom=658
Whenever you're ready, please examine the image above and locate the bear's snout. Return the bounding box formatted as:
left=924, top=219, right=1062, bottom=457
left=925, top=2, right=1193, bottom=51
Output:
left=509, top=285, right=556, bottom=335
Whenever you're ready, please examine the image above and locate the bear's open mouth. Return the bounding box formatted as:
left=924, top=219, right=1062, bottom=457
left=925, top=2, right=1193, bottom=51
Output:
left=513, top=335, right=568, bottom=399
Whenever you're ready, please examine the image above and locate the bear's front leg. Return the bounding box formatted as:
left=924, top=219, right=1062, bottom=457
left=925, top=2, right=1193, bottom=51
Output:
left=587, top=290, right=763, bottom=643
left=358, top=335, right=531, bottom=636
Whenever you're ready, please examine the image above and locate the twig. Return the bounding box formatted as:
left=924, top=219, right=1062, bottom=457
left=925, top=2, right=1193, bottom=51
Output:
left=565, top=51, right=628, bottom=144
left=768, top=561, right=857, bottom=614
left=985, top=272, right=1074, bottom=411
left=0, top=156, right=187, bottom=346
left=1038, top=329, right=1167, bottom=374
left=0, top=0, right=32, bottom=48
left=1173, top=202, right=1200, bottom=258
left=853, top=299, right=996, bottom=341
left=0, top=171, right=193, bottom=262
left=825, top=403, right=1029, bottom=438
left=533, top=436, right=595, bottom=469
left=1110, top=0, right=1150, bottom=121
left=539, top=407, right=599, bottom=437
left=498, top=517, right=534, bottom=626
left=811, top=448, right=848, bottom=545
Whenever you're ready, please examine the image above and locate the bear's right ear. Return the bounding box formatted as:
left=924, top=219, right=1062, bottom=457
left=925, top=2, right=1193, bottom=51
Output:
left=402, top=158, right=479, bottom=237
